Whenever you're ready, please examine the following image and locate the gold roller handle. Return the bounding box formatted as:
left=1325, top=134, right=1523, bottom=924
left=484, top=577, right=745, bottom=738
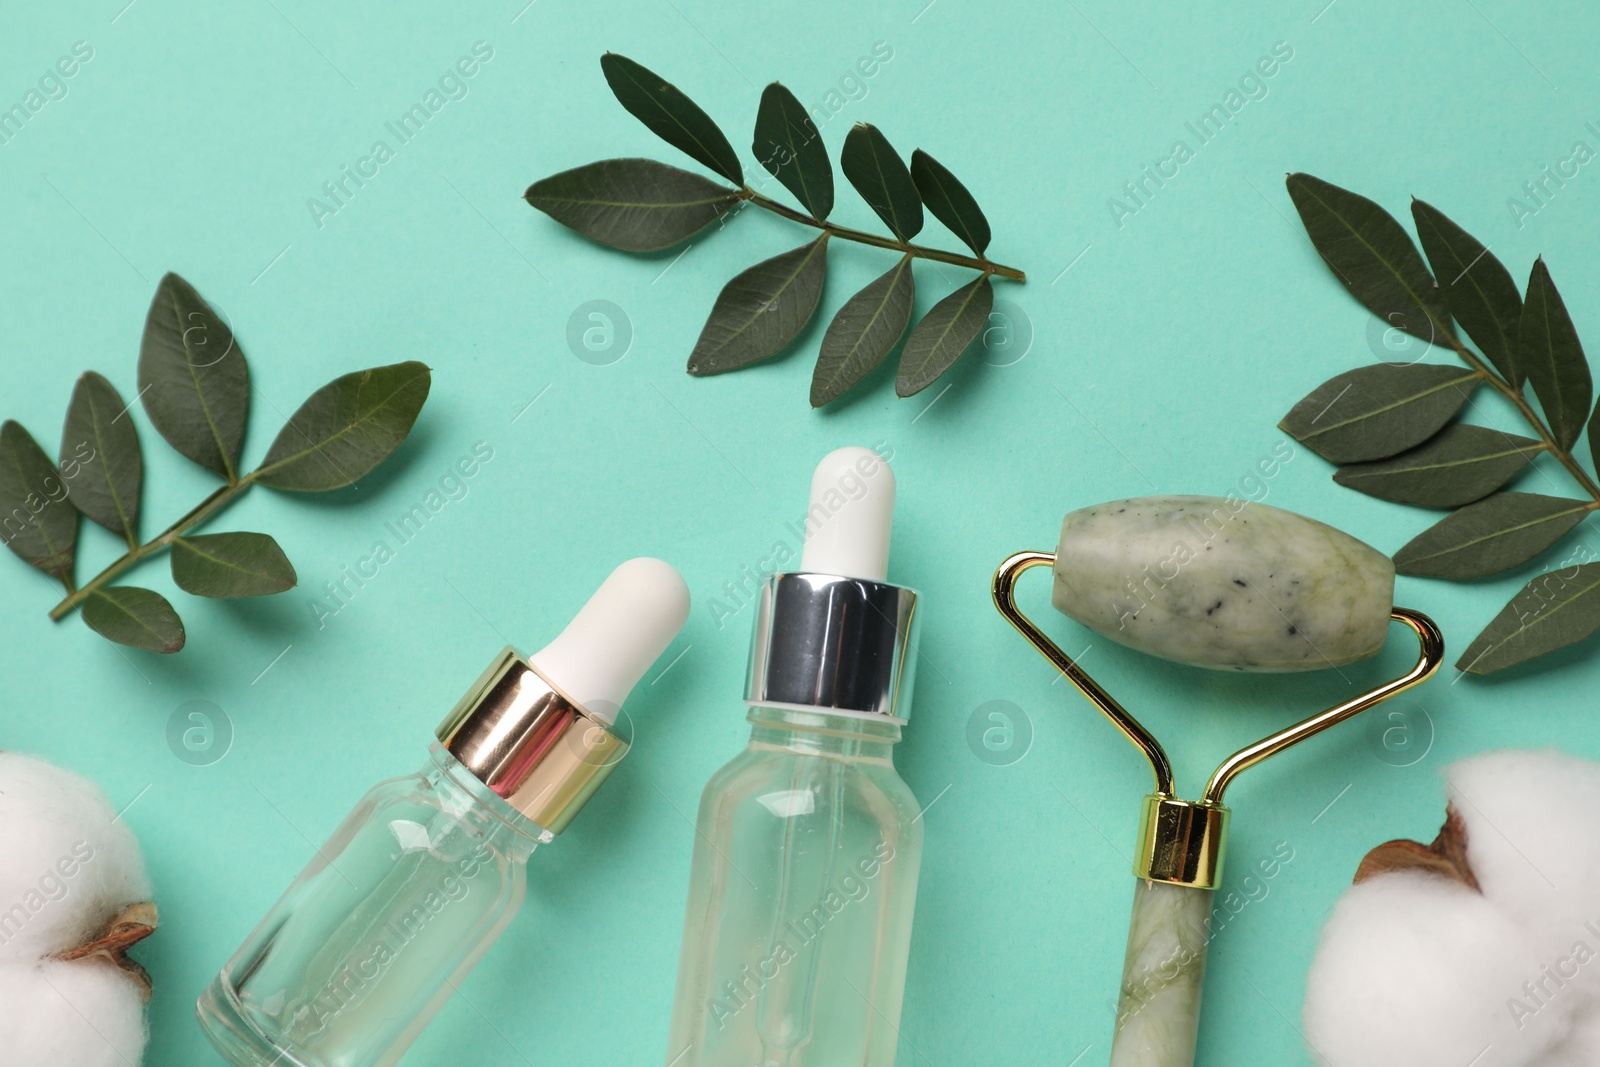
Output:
left=991, top=550, right=1444, bottom=890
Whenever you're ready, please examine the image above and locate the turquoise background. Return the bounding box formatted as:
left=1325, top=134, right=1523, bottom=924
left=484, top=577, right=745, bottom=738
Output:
left=3, top=1, right=1599, bottom=1063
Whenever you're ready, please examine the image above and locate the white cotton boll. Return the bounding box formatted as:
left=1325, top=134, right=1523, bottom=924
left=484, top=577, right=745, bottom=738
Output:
left=1304, top=872, right=1561, bottom=1067
left=0, top=752, right=149, bottom=961
left=0, top=752, right=152, bottom=1066
left=1539, top=999, right=1600, bottom=1067
left=1447, top=750, right=1600, bottom=971
left=0, top=958, right=148, bottom=1066
left=1304, top=750, right=1600, bottom=1067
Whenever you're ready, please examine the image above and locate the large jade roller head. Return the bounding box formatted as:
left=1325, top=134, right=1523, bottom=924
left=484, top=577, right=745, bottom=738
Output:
left=993, top=496, right=1446, bottom=1067
left=1051, top=494, right=1395, bottom=672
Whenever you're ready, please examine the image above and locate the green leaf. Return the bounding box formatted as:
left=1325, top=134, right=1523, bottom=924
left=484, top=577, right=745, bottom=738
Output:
left=1333, top=424, right=1545, bottom=508
left=0, top=420, right=77, bottom=586
left=60, top=372, right=142, bottom=545
left=1286, top=174, right=1450, bottom=345
left=686, top=237, right=829, bottom=376
left=910, top=149, right=990, bottom=257
left=600, top=53, right=743, bottom=185
left=172, top=531, right=297, bottom=598
left=1278, top=363, right=1481, bottom=464
left=1590, top=394, right=1600, bottom=474
left=81, top=586, right=185, bottom=653
left=1519, top=257, right=1592, bottom=451
left=254, top=362, right=431, bottom=492
left=896, top=275, right=993, bottom=398
left=1457, top=563, right=1600, bottom=674
left=811, top=256, right=916, bottom=406
left=753, top=82, right=833, bottom=221
left=1411, top=199, right=1523, bottom=386
left=524, top=158, right=742, bottom=253
left=1393, top=492, right=1592, bottom=579
left=840, top=124, right=922, bottom=242
left=138, top=272, right=250, bottom=480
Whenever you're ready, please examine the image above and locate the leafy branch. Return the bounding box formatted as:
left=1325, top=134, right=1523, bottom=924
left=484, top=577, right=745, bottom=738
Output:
left=1277, top=173, right=1600, bottom=675
left=739, top=188, right=1023, bottom=279
left=1, top=272, right=431, bottom=653
left=524, top=53, right=1026, bottom=406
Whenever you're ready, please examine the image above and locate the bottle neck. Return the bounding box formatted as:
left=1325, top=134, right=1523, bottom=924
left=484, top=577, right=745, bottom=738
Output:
left=744, top=704, right=903, bottom=762
left=425, top=743, right=553, bottom=855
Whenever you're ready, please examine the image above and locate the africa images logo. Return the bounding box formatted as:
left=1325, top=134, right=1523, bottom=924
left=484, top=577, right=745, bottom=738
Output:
left=305, top=42, right=495, bottom=230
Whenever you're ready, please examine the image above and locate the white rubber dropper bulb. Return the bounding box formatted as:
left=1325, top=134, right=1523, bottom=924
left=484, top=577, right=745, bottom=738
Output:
left=798, top=446, right=896, bottom=582
left=529, top=557, right=690, bottom=725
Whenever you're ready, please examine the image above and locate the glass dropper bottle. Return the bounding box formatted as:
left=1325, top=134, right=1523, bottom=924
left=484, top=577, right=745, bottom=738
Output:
left=664, top=447, right=925, bottom=1067
left=198, top=557, right=690, bottom=1067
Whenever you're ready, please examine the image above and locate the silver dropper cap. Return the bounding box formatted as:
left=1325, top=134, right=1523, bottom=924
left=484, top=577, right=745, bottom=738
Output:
left=744, top=448, right=920, bottom=721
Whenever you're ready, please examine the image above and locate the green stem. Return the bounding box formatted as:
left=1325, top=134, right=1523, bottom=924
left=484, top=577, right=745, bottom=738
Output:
left=47, top=472, right=258, bottom=620
left=741, top=189, right=1027, bottom=282
left=1441, top=335, right=1600, bottom=501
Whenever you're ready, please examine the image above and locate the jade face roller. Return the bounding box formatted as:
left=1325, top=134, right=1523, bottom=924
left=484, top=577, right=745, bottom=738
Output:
left=991, top=495, right=1445, bottom=1067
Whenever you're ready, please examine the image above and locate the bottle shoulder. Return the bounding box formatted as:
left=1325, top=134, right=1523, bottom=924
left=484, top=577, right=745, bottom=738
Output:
left=342, top=771, right=430, bottom=820
left=339, top=766, right=543, bottom=861
left=696, top=743, right=922, bottom=823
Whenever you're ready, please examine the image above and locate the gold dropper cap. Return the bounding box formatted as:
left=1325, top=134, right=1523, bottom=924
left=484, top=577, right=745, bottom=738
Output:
left=435, top=558, right=689, bottom=834
left=436, top=647, right=627, bottom=834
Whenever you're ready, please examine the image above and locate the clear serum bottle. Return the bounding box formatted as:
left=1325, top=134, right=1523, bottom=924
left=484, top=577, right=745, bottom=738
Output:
left=664, top=447, right=925, bottom=1067
left=198, top=558, right=690, bottom=1067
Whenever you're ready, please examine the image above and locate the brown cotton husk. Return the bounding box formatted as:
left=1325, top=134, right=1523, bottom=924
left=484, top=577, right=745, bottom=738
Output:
left=54, top=901, right=158, bottom=1002
left=1353, top=806, right=1479, bottom=890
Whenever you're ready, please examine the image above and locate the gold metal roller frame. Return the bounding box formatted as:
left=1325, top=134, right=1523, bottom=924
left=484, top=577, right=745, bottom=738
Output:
left=992, top=550, right=1445, bottom=890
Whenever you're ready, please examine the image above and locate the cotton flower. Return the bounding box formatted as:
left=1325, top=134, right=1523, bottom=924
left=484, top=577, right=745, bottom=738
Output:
left=1304, top=750, right=1600, bottom=1067
left=0, top=752, right=156, bottom=1067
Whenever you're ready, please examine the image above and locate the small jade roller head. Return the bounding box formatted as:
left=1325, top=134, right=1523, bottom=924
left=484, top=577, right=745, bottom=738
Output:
left=1050, top=494, right=1395, bottom=672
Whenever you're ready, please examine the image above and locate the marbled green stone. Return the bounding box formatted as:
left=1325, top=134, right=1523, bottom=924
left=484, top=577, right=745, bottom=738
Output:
left=1052, top=495, right=1394, bottom=672
left=1110, top=880, right=1210, bottom=1067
